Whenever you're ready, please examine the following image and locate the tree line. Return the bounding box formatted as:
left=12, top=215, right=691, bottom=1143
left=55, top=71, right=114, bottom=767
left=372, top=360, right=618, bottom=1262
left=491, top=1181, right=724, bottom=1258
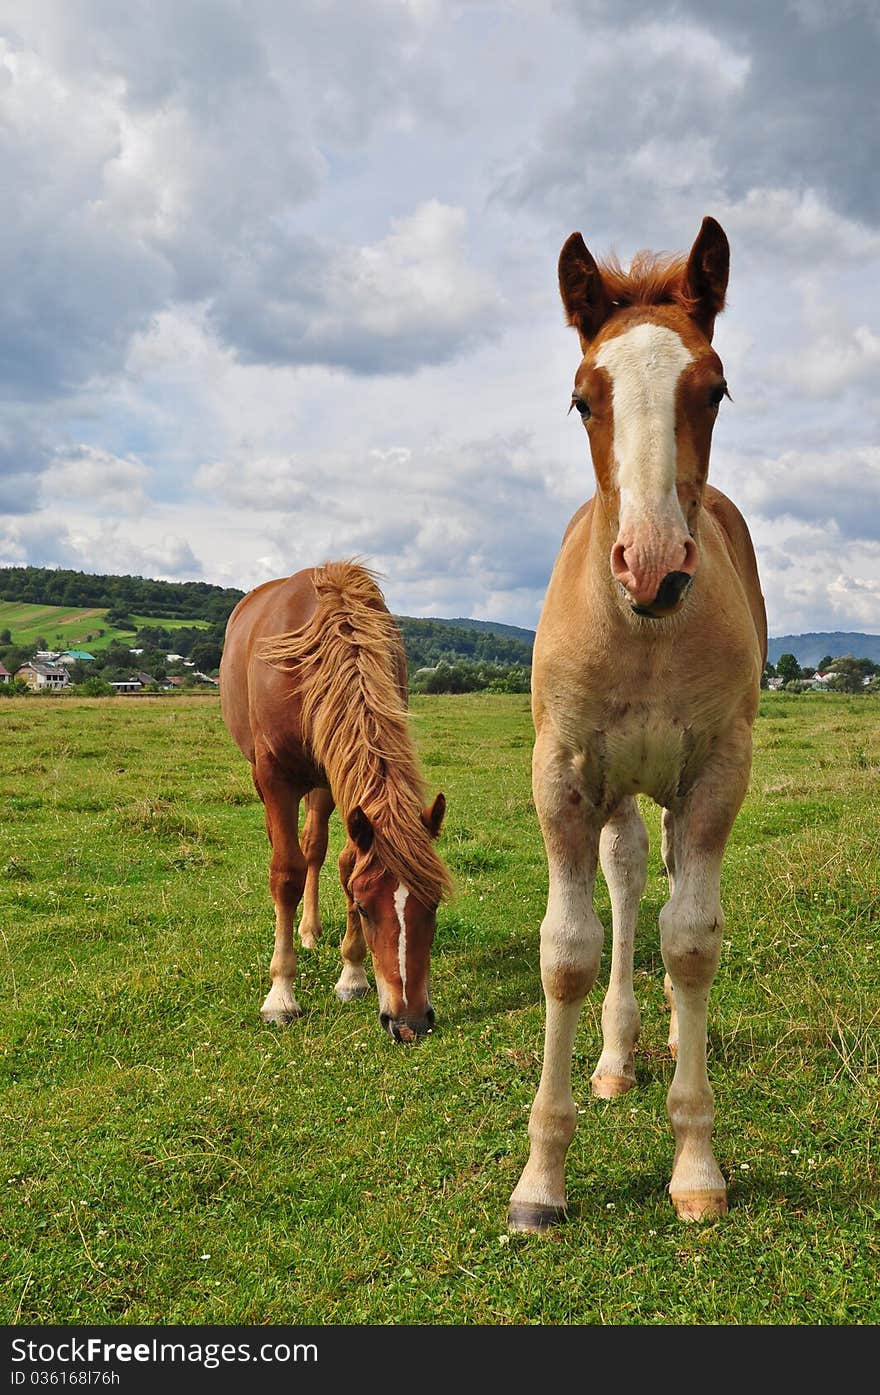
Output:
left=0, top=565, right=244, bottom=623
left=765, top=652, right=879, bottom=693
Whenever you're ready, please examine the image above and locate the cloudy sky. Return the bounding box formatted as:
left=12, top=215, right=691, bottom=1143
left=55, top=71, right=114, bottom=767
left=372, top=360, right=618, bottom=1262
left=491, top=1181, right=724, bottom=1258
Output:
left=1, top=0, right=879, bottom=636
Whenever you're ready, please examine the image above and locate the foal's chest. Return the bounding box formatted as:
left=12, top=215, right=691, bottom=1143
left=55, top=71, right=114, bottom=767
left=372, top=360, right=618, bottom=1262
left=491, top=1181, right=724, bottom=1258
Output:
left=598, top=711, right=694, bottom=806
left=561, top=700, right=711, bottom=812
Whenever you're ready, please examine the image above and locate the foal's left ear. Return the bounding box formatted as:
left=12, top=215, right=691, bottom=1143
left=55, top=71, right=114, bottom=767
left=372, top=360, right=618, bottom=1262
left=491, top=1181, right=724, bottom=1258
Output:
left=684, top=216, right=730, bottom=341
left=421, top=792, right=446, bottom=840
left=347, top=805, right=374, bottom=854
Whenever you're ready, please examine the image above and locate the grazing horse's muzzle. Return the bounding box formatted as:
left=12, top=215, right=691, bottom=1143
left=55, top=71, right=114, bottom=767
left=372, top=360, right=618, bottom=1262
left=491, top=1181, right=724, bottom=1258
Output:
left=631, top=570, right=693, bottom=619
left=380, top=1007, right=435, bottom=1042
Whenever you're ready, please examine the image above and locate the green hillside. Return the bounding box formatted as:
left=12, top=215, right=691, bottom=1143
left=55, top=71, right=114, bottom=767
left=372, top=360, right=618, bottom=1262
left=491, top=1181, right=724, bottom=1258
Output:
left=0, top=601, right=208, bottom=653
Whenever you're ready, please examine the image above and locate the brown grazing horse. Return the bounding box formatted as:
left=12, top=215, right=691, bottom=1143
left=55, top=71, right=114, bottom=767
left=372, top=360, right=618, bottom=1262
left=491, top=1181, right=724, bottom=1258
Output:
left=219, top=561, right=452, bottom=1042
left=508, top=217, right=767, bottom=1231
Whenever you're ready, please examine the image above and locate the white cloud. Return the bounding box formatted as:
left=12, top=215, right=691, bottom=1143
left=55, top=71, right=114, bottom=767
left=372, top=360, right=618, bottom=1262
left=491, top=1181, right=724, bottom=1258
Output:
left=209, top=201, right=505, bottom=374
left=41, top=445, right=151, bottom=515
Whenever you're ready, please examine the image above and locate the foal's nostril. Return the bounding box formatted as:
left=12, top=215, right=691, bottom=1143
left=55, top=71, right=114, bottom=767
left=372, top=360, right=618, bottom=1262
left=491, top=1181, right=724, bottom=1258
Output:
left=379, top=1011, right=392, bottom=1032
left=425, top=1006, right=435, bottom=1028
left=654, top=570, right=692, bottom=609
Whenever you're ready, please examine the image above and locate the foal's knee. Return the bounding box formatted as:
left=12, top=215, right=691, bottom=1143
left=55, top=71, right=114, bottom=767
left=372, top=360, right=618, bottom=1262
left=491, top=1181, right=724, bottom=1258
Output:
left=659, top=901, right=723, bottom=989
left=539, top=914, right=603, bottom=1003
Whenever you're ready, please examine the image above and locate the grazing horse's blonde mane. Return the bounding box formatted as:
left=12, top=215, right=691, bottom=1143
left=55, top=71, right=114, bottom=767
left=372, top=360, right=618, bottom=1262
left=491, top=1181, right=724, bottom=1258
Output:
left=598, top=251, right=700, bottom=315
left=257, top=561, right=452, bottom=907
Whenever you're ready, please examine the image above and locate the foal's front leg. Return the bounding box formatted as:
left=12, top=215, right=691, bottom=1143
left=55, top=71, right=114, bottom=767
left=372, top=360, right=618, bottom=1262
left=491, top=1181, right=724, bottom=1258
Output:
left=509, top=735, right=603, bottom=1232
left=661, top=735, right=752, bottom=1220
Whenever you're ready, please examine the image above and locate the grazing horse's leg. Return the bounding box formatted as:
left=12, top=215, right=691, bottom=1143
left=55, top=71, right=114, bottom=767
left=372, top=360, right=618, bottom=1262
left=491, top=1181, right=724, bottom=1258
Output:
left=592, top=797, right=648, bottom=1098
left=661, top=731, right=752, bottom=1221
left=661, top=808, right=679, bottom=1059
left=253, top=754, right=307, bottom=1024
left=334, top=890, right=370, bottom=1003
left=298, top=787, right=334, bottom=949
left=509, top=733, right=603, bottom=1232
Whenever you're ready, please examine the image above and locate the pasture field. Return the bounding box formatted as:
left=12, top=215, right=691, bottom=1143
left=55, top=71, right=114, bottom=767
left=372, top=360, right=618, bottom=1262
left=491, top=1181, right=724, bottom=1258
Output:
left=0, top=691, right=877, bottom=1326
left=0, top=600, right=209, bottom=653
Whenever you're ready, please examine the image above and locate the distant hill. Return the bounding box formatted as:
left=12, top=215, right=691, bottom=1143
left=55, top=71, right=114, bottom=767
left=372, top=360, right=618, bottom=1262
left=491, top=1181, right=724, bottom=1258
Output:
left=409, top=616, right=537, bottom=645
left=767, top=632, right=880, bottom=666
left=394, top=616, right=532, bottom=669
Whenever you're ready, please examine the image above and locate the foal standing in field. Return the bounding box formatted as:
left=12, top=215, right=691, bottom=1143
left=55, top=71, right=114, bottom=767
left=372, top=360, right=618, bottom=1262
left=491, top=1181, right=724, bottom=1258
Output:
left=509, top=217, right=767, bottom=1232
left=220, top=562, right=451, bottom=1042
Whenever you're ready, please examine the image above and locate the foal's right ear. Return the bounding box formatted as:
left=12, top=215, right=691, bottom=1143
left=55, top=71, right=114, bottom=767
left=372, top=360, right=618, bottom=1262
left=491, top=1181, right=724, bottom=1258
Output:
left=558, top=232, right=612, bottom=348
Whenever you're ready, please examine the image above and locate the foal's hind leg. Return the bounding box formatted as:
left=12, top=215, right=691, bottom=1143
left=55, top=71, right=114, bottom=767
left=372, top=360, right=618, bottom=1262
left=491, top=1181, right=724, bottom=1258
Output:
left=253, top=755, right=307, bottom=1024
left=661, top=808, right=679, bottom=1060
left=592, top=797, right=648, bottom=1098
left=298, top=787, right=334, bottom=948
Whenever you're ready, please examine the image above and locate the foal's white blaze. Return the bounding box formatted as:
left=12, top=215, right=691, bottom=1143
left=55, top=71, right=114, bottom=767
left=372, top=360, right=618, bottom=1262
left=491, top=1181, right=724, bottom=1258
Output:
left=596, top=322, right=693, bottom=524
left=394, top=883, right=410, bottom=1007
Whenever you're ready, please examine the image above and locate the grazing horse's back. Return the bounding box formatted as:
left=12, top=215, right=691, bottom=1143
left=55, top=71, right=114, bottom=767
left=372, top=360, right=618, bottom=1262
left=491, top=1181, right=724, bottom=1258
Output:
left=220, top=570, right=322, bottom=766
left=509, top=217, right=768, bottom=1232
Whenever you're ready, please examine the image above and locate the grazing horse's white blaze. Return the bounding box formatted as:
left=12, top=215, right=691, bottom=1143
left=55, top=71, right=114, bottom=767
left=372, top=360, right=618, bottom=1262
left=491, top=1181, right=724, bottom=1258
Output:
left=394, top=883, right=410, bottom=1007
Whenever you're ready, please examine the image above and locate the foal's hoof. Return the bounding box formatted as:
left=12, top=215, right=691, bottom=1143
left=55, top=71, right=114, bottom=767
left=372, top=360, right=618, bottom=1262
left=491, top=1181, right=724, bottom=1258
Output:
left=298, top=928, right=320, bottom=949
left=335, top=980, right=370, bottom=1003
left=670, top=1189, right=728, bottom=1222
left=507, top=1201, right=568, bottom=1234
left=591, top=1073, right=636, bottom=1099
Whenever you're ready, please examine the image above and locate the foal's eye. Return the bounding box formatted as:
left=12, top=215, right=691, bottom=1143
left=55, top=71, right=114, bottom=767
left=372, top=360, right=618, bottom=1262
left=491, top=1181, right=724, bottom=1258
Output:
left=570, top=396, right=591, bottom=419
left=708, top=382, right=728, bottom=409
left=354, top=901, right=368, bottom=919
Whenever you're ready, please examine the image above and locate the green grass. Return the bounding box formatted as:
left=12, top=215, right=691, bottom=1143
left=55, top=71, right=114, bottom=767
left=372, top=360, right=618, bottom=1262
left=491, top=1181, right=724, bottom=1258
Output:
left=0, top=600, right=209, bottom=653
left=0, top=692, right=877, bottom=1325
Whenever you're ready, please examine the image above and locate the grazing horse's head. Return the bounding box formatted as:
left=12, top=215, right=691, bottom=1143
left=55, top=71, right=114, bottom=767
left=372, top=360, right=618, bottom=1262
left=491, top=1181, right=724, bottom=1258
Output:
left=340, top=793, right=447, bottom=1042
left=559, top=216, right=730, bottom=620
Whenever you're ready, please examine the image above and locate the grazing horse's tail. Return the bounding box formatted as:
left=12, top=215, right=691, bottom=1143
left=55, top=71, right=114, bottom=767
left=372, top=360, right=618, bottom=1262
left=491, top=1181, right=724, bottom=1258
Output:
left=256, top=561, right=452, bottom=907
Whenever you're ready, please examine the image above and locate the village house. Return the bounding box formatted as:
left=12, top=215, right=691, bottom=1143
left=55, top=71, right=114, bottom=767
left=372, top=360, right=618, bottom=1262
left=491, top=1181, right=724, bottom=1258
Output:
left=0, top=661, right=11, bottom=684
left=15, top=660, right=70, bottom=690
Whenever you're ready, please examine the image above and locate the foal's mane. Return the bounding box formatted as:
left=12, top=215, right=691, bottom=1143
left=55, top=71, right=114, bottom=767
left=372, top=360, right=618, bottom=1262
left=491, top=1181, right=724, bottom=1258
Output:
left=257, top=561, right=452, bottom=907
left=598, top=250, right=698, bottom=315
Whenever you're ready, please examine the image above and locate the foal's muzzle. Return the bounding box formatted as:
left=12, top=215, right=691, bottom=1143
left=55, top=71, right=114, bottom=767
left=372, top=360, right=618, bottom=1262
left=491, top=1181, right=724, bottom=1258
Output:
left=631, top=570, right=693, bottom=619
left=380, top=1007, right=435, bottom=1042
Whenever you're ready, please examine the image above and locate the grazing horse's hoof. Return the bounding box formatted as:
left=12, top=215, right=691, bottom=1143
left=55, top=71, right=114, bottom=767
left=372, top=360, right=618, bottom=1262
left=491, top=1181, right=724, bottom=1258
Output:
left=591, top=1073, right=636, bottom=1099
left=670, top=1189, right=728, bottom=1222
left=507, top=1201, right=568, bottom=1234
